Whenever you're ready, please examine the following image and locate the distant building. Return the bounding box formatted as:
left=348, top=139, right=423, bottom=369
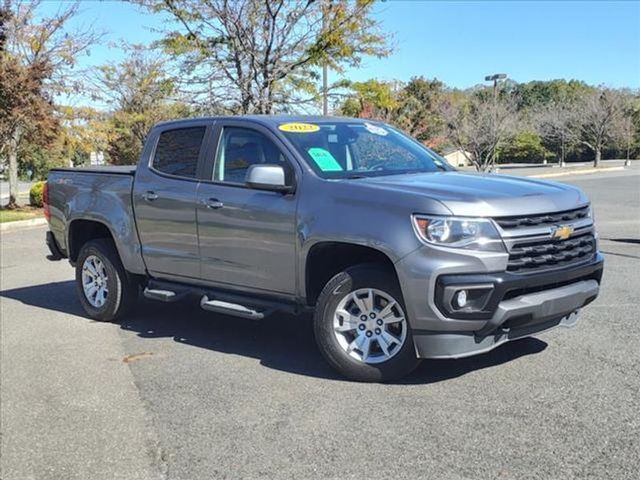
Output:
left=442, top=147, right=473, bottom=167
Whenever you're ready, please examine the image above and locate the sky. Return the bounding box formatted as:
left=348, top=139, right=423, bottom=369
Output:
left=40, top=0, right=640, bottom=107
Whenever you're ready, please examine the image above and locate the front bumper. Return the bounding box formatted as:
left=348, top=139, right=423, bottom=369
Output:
left=413, top=279, right=598, bottom=359
left=434, top=253, right=604, bottom=323
left=395, top=248, right=604, bottom=359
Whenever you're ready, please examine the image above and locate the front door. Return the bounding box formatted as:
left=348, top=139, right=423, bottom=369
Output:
left=196, top=124, right=298, bottom=294
left=133, top=125, right=208, bottom=279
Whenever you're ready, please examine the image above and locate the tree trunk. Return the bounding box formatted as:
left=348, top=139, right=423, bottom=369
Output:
left=240, top=92, right=253, bottom=114
left=594, top=148, right=601, bottom=168
left=7, top=126, right=22, bottom=209
left=480, top=153, right=492, bottom=172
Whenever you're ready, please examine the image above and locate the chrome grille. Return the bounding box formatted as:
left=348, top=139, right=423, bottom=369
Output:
left=495, top=206, right=590, bottom=230
left=507, top=232, right=596, bottom=273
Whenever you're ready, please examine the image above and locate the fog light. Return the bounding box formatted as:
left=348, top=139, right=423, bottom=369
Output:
left=455, top=290, right=468, bottom=308
left=439, top=282, right=494, bottom=316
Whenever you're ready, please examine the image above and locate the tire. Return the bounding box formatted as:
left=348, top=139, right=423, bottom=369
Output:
left=75, top=238, right=138, bottom=322
left=314, top=264, right=421, bottom=382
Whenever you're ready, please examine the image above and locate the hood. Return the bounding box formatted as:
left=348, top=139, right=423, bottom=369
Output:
left=356, top=172, right=589, bottom=217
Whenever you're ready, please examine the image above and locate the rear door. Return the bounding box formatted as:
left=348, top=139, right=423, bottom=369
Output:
left=195, top=122, right=299, bottom=294
left=133, top=123, right=211, bottom=279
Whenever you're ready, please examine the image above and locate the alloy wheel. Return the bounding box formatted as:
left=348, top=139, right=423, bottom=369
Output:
left=333, top=288, right=407, bottom=364
left=81, top=255, right=109, bottom=308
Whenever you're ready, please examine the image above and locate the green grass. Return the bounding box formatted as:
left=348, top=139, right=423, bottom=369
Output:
left=0, top=207, right=43, bottom=223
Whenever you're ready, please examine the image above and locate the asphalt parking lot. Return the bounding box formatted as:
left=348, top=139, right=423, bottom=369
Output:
left=1, top=169, right=639, bottom=480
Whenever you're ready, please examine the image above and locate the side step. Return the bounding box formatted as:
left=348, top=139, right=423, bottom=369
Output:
left=200, top=296, right=266, bottom=320
left=143, top=288, right=185, bottom=302
left=141, top=278, right=304, bottom=316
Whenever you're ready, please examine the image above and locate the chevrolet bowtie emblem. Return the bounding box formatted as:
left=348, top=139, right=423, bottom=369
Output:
left=552, top=225, right=574, bottom=241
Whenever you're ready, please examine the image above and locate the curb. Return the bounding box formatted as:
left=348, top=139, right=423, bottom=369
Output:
left=0, top=217, right=47, bottom=232
left=527, top=166, right=625, bottom=179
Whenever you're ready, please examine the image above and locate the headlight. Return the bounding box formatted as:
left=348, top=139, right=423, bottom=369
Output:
left=412, top=215, right=505, bottom=252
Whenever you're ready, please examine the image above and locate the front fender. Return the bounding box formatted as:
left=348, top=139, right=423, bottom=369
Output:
left=295, top=177, right=450, bottom=299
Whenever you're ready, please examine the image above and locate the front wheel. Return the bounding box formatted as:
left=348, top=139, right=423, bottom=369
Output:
left=314, top=264, right=420, bottom=382
left=75, top=239, right=138, bottom=322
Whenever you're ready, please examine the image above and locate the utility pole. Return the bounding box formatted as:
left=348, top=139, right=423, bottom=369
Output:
left=322, top=0, right=331, bottom=116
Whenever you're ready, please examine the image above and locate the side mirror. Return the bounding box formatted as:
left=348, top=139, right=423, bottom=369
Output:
left=245, top=164, right=293, bottom=193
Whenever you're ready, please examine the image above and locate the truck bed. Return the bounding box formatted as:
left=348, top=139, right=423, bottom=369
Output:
left=46, top=166, right=146, bottom=274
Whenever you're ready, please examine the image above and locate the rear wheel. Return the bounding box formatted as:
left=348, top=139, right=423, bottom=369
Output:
left=314, top=264, right=420, bottom=382
left=75, top=239, right=138, bottom=322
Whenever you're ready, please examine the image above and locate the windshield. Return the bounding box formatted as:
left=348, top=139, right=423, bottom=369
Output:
left=278, top=121, right=452, bottom=178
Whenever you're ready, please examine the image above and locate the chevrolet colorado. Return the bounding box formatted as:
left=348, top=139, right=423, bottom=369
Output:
left=45, top=116, right=603, bottom=381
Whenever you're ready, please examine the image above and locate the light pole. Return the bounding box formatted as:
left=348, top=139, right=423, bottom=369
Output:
left=484, top=74, right=507, bottom=172
left=484, top=73, right=507, bottom=101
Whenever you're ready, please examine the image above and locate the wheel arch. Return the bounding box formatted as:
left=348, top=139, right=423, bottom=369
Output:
left=304, top=241, right=400, bottom=306
left=67, top=219, right=117, bottom=263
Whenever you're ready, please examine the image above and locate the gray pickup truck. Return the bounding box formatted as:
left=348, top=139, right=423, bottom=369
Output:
left=45, top=116, right=603, bottom=381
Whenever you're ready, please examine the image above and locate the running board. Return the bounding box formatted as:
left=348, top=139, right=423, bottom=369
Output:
left=200, top=296, right=265, bottom=320
left=143, top=288, right=184, bottom=302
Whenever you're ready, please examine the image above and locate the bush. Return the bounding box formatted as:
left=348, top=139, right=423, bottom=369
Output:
left=497, top=131, right=550, bottom=164
left=29, top=181, right=46, bottom=207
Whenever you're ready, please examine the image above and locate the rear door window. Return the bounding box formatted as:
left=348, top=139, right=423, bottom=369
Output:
left=152, top=127, right=206, bottom=178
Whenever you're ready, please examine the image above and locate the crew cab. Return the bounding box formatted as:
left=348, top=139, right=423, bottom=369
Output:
left=45, top=116, right=604, bottom=381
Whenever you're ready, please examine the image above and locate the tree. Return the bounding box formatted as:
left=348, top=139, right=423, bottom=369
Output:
left=618, top=115, right=634, bottom=162
left=107, top=101, right=194, bottom=165
left=340, top=76, right=447, bottom=147
left=497, top=131, right=549, bottom=164
left=610, top=93, right=640, bottom=162
left=394, top=77, right=446, bottom=143
left=95, top=45, right=175, bottom=118
left=442, top=88, right=519, bottom=171
left=138, top=0, right=390, bottom=114
left=0, top=0, right=100, bottom=206
left=512, top=79, right=592, bottom=110
left=56, top=106, right=115, bottom=168
left=339, top=79, right=398, bottom=120
left=535, top=100, right=580, bottom=165
left=576, top=88, right=626, bottom=167
left=92, top=44, right=195, bottom=164
left=0, top=48, right=57, bottom=206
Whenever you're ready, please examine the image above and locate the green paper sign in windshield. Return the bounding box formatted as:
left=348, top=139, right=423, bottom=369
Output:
left=307, top=147, right=343, bottom=172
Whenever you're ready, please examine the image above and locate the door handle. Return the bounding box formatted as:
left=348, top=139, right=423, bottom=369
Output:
left=203, top=198, right=224, bottom=209
left=143, top=191, right=158, bottom=201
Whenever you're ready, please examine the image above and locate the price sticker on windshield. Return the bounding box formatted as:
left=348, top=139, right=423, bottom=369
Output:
left=278, top=122, right=320, bottom=133
left=307, top=147, right=343, bottom=172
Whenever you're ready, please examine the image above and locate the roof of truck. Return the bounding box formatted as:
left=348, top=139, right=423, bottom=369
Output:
left=154, top=115, right=374, bottom=128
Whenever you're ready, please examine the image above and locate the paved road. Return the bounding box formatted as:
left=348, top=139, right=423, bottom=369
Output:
left=457, top=159, right=632, bottom=176
left=1, top=170, right=639, bottom=480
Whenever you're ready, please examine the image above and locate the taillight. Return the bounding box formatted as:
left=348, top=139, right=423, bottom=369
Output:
left=43, top=181, right=50, bottom=221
